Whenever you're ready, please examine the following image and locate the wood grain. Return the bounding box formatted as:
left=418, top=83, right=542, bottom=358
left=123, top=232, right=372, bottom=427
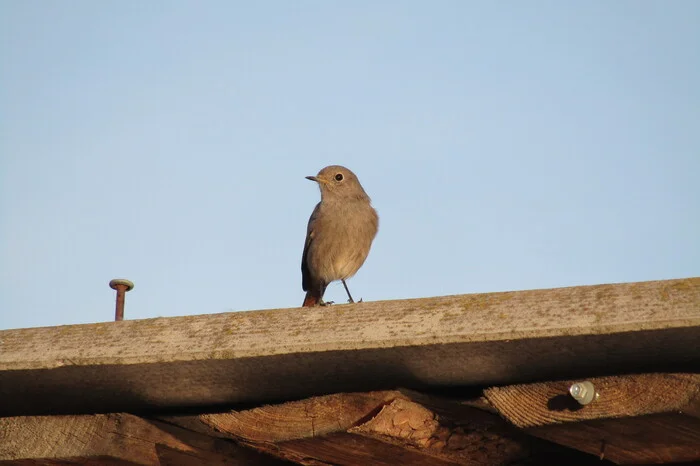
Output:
left=484, top=373, right=700, bottom=464
left=194, top=390, right=608, bottom=465
left=1, top=278, right=698, bottom=416
left=530, top=414, right=700, bottom=464
left=484, top=373, right=700, bottom=428
left=0, top=413, right=287, bottom=465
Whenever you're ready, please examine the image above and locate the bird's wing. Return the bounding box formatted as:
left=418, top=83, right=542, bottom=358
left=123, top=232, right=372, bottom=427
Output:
left=301, top=202, right=321, bottom=292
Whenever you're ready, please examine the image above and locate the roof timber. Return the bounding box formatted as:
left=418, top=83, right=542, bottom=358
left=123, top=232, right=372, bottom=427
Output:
left=0, top=390, right=612, bottom=465
left=0, top=277, right=698, bottom=417
left=485, top=373, right=700, bottom=464
left=5, top=378, right=698, bottom=465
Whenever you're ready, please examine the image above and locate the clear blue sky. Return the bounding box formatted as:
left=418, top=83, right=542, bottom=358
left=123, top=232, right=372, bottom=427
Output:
left=1, top=1, right=698, bottom=330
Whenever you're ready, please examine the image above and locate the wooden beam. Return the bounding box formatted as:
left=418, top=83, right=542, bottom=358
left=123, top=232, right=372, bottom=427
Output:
left=200, top=390, right=398, bottom=442
left=0, top=413, right=287, bottom=465
left=1, top=278, right=698, bottom=416
left=484, top=373, right=700, bottom=464
left=529, top=415, right=700, bottom=465
left=484, top=373, right=700, bottom=427
left=165, top=390, right=608, bottom=465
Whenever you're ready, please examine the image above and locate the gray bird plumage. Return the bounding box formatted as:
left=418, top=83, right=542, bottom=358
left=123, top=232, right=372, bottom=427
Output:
left=301, top=165, right=378, bottom=307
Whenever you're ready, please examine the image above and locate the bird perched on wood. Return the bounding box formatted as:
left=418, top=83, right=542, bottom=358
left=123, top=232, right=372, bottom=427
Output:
left=301, top=165, right=379, bottom=307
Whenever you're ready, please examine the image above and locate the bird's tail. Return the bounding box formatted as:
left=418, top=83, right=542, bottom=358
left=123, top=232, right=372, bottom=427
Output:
left=302, top=291, right=321, bottom=307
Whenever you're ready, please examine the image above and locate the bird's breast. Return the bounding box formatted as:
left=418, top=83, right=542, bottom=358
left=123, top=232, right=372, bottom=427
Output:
left=308, top=202, right=378, bottom=282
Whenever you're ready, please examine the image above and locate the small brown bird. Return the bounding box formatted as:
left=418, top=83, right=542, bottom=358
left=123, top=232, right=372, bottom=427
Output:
left=302, top=165, right=379, bottom=307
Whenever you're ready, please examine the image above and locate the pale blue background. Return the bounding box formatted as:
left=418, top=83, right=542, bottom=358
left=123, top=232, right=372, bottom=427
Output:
left=1, top=1, right=698, bottom=330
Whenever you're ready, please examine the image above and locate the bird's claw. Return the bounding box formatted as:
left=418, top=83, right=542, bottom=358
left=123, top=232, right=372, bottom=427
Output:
left=320, top=300, right=334, bottom=306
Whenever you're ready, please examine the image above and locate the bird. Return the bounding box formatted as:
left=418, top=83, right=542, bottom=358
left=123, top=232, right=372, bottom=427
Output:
left=301, top=165, right=379, bottom=307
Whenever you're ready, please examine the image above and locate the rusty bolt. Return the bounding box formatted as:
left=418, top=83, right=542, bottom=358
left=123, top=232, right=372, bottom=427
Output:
left=569, top=381, right=599, bottom=405
left=109, top=279, right=134, bottom=321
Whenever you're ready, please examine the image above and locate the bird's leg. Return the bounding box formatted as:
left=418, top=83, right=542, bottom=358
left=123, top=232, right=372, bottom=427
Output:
left=319, top=282, right=333, bottom=306
left=341, top=280, right=355, bottom=304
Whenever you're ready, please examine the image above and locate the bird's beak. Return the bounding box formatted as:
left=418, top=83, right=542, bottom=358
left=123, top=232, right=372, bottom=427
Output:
left=306, top=175, right=329, bottom=185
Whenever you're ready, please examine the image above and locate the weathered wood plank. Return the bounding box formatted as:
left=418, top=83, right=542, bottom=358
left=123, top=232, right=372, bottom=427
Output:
left=484, top=373, right=700, bottom=464
left=0, top=413, right=288, bottom=465
left=189, top=390, right=609, bottom=465
left=199, top=391, right=397, bottom=442
left=530, top=414, right=700, bottom=465
left=1, top=278, right=698, bottom=416
left=484, top=373, right=700, bottom=427
left=252, top=432, right=465, bottom=466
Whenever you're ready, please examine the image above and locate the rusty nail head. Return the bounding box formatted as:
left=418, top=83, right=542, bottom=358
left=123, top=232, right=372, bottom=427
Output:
left=109, top=279, right=134, bottom=322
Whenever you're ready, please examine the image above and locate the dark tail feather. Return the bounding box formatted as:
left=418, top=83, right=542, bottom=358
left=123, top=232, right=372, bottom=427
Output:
left=302, top=291, right=320, bottom=307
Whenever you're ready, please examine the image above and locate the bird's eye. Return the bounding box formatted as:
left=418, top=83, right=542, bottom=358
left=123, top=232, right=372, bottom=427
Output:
left=335, top=173, right=344, bottom=181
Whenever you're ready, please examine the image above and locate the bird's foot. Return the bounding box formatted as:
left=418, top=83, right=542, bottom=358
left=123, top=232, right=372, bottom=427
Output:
left=320, top=300, right=334, bottom=306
